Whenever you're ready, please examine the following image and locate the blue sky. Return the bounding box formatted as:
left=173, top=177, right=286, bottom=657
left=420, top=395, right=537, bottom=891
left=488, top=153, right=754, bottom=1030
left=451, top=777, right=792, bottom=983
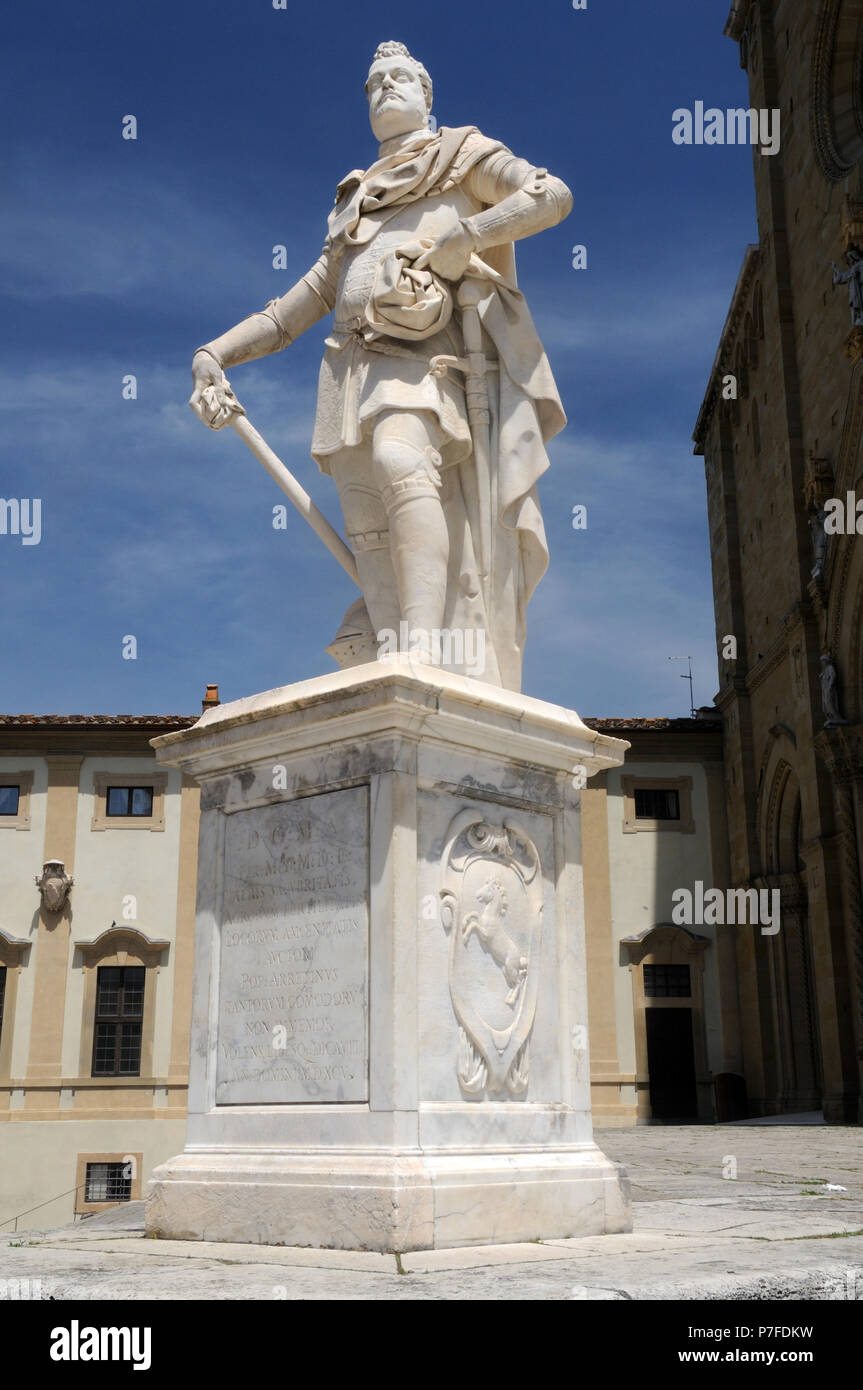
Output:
left=0, top=0, right=754, bottom=717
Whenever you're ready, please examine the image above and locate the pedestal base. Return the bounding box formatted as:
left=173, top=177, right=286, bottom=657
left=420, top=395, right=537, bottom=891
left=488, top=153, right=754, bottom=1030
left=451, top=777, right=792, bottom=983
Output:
left=148, top=1146, right=630, bottom=1252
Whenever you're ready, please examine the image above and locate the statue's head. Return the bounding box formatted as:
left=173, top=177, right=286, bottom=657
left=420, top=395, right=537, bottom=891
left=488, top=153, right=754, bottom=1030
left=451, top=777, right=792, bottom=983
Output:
left=366, top=41, right=433, bottom=143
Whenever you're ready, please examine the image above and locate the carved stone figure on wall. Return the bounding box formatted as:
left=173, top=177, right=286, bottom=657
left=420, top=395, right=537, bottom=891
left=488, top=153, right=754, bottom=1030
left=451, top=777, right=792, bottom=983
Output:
left=189, top=40, right=573, bottom=691
left=35, top=859, right=73, bottom=914
left=809, top=506, right=828, bottom=578
left=833, top=246, right=863, bottom=328
left=804, top=454, right=834, bottom=578
left=820, top=653, right=848, bottom=728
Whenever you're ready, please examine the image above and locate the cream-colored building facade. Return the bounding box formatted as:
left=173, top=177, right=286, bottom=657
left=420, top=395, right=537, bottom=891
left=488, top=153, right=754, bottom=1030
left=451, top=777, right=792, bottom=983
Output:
left=1, top=704, right=737, bottom=1230
left=582, top=716, right=737, bottom=1127
left=0, top=713, right=199, bottom=1231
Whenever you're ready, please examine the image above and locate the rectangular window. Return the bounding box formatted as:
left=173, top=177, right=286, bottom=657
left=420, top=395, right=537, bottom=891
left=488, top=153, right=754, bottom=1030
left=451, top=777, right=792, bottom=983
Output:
left=84, top=1161, right=132, bottom=1204
left=634, top=788, right=680, bottom=821
left=0, top=966, right=6, bottom=1044
left=91, top=966, right=145, bottom=1076
left=0, top=786, right=20, bottom=816
left=644, top=964, right=691, bottom=998
left=106, top=786, right=154, bottom=818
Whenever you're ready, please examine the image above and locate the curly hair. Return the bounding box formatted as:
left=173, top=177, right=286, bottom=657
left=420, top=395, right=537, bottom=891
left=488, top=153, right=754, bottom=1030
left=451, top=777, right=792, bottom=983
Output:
left=368, top=40, right=433, bottom=114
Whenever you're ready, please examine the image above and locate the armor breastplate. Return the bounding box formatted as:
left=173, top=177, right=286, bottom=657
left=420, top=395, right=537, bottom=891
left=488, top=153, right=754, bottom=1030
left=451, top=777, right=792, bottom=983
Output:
left=335, top=188, right=478, bottom=323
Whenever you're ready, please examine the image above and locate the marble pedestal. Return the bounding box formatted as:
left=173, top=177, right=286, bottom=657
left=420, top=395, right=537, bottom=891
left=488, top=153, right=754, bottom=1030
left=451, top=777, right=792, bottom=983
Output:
left=145, top=659, right=632, bottom=1251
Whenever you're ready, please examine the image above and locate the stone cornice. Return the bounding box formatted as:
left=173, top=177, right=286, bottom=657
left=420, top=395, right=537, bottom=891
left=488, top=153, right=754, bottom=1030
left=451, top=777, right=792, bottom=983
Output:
left=693, top=244, right=760, bottom=453
left=620, top=924, right=710, bottom=964
left=724, top=1, right=751, bottom=43
left=745, top=641, right=788, bottom=694
left=715, top=676, right=749, bottom=713
left=74, top=926, right=171, bottom=965
left=152, top=659, right=630, bottom=783
left=0, top=928, right=32, bottom=965
left=744, top=602, right=813, bottom=695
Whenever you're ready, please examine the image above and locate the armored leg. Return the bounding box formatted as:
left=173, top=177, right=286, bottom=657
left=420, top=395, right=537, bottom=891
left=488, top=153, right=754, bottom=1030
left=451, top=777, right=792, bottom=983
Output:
left=371, top=409, right=449, bottom=653
left=329, top=450, right=401, bottom=647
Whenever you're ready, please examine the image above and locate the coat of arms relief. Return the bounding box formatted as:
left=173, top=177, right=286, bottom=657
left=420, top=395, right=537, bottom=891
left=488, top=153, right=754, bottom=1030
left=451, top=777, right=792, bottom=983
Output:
left=439, top=808, right=543, bottom=1097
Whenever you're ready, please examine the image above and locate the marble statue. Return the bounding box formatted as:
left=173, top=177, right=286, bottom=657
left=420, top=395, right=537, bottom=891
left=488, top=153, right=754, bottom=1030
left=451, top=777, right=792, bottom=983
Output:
left=189, top=40, right=573, bottom=691
left=833, top=247, right=863, bottom=328
left=150, top=40, right=632, bottom=1253
left=820, top=653, right=848, bottom=727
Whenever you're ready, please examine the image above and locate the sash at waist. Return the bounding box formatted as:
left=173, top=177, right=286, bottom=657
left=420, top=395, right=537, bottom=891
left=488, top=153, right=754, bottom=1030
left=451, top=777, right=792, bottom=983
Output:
left=326, top=321, right=439, bottom=363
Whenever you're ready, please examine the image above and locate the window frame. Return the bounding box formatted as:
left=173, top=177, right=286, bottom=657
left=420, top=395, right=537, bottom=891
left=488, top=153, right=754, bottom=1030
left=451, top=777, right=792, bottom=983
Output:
left=634, top=786, right=681, bottom=823
left=90, top=964, right=146, bottom=1077
left=0, top=771, right=34, bottom=831
left=644, top=962, right=693, bottom=998
left=76, top=928, right=167, bottom=1081
left=91, top=771, right=167, bottom=831
left=0, top=932, right=30, bottom=1079
left=622, top=775, right=695, bottom=834
left=84, top=1160, right=133, bottom=1204
left=75, top=1152, right=143, bottom=1216
left=105, top=785, right=155, bottom=818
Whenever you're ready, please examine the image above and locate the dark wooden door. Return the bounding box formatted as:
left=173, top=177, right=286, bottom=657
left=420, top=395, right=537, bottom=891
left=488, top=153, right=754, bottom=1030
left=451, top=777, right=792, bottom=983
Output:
left=646, top=1007, right=697, bottom=1120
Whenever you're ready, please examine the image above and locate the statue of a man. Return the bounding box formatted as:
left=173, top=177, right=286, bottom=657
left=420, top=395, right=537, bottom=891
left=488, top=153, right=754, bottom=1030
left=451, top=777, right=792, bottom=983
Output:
left=833, top=246, right=863, bottom=328
left=190, top=40, right=572, bottom=691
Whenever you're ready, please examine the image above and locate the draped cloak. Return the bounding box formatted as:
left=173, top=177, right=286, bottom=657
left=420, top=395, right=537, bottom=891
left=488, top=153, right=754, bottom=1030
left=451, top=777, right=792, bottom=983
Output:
left=311, top=126, right=566, bottom=692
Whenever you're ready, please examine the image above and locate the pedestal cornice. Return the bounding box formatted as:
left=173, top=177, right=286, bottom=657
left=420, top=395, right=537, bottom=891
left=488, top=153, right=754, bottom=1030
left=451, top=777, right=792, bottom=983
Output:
left=151, top=659, right=629, bottom=783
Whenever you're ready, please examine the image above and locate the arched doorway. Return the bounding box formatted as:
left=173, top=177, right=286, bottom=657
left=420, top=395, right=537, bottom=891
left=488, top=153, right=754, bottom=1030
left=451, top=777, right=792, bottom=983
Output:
left=758, top=748, right=822, bottom=1113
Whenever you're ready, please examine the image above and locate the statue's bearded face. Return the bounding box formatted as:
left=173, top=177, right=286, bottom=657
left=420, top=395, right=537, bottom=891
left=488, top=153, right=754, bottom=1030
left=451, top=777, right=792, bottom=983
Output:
left=366, top=56, right=428, bottom=142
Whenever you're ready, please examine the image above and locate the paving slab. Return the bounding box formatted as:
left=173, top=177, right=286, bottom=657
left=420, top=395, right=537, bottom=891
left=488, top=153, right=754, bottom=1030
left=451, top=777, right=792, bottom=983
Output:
left=0, top=1124, right=859, bottom=1299
left=45, top=1235, right=397, bottom=1273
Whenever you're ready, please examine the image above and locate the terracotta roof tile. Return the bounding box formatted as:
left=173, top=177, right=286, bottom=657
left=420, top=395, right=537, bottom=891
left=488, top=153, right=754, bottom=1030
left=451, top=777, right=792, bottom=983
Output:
left=582, top=717, right=722, bottom=731
left=0, top=713, right=721, bottom=732
left=0, top=715, right=198, bottom=727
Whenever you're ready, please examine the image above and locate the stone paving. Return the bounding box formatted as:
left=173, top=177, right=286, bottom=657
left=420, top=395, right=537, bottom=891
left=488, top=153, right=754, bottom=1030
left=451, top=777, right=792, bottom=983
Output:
left=1, top=1123, right=861, bottom=1300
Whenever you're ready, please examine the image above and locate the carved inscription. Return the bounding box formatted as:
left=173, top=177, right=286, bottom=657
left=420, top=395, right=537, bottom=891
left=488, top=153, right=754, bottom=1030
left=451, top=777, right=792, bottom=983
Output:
left=215, top=785, right=369, bottom=1104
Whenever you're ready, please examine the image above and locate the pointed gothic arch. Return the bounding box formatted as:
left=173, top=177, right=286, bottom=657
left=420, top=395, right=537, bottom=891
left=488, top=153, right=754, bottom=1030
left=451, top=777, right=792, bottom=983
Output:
left=756, top=739, right=822, bottom=1112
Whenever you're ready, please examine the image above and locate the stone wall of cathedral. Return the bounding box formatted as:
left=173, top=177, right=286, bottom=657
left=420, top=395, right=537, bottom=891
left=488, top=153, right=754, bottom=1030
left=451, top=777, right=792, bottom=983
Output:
left=695, top=0, right=863, bottom=1121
